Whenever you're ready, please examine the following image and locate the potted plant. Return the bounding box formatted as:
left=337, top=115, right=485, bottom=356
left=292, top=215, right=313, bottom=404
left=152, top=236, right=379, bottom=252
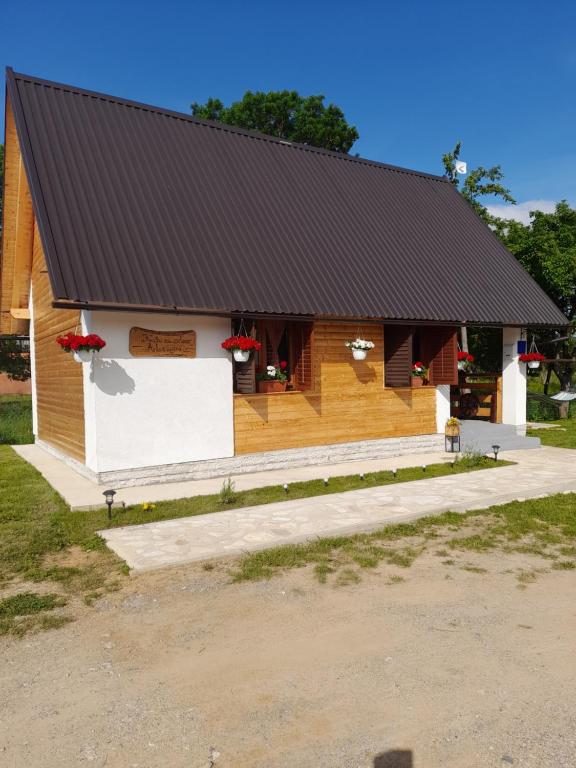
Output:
left=411, top=361, right=428, bottom=387
left=445, top=417, right=460, bottom=436
left=457, top=350, right=474, bottom=371
left=256, top=361, right=288, bottom=393
left=345, top=338, right=375, bottom=361
left=221, top=335, right=262, bottom=362
left=519, top=351, right=545, bottom=370
left=56, top=332, right=106, bottom=363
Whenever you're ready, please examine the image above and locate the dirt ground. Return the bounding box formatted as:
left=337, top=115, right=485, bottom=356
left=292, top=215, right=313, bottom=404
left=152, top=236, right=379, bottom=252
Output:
left=1, top=549, right=575, bottom=768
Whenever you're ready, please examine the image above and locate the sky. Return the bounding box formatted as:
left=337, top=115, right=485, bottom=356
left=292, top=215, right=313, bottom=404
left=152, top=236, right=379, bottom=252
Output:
left=2, top=0, right=575, bottom=223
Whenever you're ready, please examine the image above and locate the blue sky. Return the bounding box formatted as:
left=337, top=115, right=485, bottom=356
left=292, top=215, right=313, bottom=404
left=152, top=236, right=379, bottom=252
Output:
left=3, top=0, right=575, bottom=221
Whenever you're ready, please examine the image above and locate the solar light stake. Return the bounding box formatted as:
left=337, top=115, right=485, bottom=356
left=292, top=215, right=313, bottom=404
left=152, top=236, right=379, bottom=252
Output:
left=451, top=460, right=456, bottom=470
left=492, top=444, right=500, bottom=463
left=283, top=483, right=289, bottom=494
left=103, top=489, right=116, bottom=521
left=392, top=468, right=397, bottom=479
left=323, top=478, right=329, bottom=487
left=360, top=473, right=365, bottom=481
left=422, top=464, right=427, bottom=473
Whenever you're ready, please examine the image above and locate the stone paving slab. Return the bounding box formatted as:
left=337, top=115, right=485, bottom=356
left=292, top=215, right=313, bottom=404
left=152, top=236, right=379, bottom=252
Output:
left=12, top=443, right=452, bottom=510
left=100, top=447, right=576, bottom=572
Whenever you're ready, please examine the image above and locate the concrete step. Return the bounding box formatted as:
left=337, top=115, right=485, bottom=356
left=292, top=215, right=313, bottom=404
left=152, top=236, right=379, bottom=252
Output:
left=459, top=420, right=540, bottom=454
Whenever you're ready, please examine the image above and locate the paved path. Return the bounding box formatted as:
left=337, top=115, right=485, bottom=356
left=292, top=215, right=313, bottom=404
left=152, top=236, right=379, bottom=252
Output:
left=100, top=447, right=576, bottom=572
left=12, top=443, right=452, bottom=510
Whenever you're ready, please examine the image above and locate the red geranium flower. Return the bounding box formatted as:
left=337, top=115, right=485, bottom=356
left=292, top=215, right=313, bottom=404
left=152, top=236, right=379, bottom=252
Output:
left=280, top=360, right=287, bottom=369
left=221, top=335, right=262, bottom=352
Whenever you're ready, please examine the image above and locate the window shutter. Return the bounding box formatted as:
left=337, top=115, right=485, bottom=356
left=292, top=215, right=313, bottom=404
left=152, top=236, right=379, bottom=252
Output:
left=422, top=327, right=458, bottom=385
left=234, top=360, right=256, bottom=394
left=291, top=322, right=314, bottom=391
left=384, top=325, right=413, bottom=387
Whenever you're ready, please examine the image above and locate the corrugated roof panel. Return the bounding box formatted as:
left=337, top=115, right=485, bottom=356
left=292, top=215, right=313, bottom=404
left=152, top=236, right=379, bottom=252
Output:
left=7, top=68, right=568, bottom=327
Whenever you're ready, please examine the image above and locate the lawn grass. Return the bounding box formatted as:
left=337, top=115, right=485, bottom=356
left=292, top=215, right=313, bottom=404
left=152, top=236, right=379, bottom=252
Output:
left=527, top=418, right=576, bottom=449
left=0, top=395, right=33, bottom=444
left=233, top=492, right=576, bottom=583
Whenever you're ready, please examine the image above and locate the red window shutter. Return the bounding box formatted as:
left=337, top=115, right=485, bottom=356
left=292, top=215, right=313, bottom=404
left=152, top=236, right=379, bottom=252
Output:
left=384, top=325, right=413, bottom=387
left=291, top=322, right=314, bottom=391
left=422, top=327, right=458, bottom=385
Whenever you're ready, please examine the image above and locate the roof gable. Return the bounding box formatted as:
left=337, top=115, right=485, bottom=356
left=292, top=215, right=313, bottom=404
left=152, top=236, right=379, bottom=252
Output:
left=5, top=68, right=568, bottom=327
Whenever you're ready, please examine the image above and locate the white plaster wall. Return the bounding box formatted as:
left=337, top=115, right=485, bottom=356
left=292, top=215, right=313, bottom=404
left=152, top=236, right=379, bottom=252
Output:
left=502, top=327, right=527, bottom=434
left=28, top=285, right=38, bottom=437
left=435, top=384, right=451, bottom=433
left=81, top=311, right=234, bottom=472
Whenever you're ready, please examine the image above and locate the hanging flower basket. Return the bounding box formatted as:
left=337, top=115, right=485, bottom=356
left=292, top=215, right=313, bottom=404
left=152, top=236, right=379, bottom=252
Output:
left=221, top=335, right=262, bottom=362
left=345, top=338, right=375, bottom=361
left=457, top=351, right=474, bottom=371
left=411, top=361, right=428, bottom=387
left=56, top=333, right=106, bottom=363
left=519, top=352, right=545, bottom=369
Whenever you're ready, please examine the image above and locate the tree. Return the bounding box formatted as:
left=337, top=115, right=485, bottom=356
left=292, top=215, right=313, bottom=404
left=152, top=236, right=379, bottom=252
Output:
left=443, top=141, right=516, bottom=355
left=442, top=141, right=515, bottom=225
left=0, top=337, right=31, bottom=381
left=502, top=202, right=576, bottom=391
left=192, top=91, right=359, bottom=153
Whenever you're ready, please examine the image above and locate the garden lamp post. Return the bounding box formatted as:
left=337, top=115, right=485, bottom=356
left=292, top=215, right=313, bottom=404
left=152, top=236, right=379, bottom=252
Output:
left=103, top=489, right=116, bottom=521
left=492, top=445, right=500, bottom=463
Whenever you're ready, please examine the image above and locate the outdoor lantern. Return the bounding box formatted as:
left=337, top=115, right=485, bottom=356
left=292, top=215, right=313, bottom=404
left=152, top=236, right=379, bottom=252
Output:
left=492, top=444, right=500, bottom=462
left=323, top=478, right=329, bottom=487
left=283, top=483, right=289, bottom=494
left=103, top=489, right=116, bottom=521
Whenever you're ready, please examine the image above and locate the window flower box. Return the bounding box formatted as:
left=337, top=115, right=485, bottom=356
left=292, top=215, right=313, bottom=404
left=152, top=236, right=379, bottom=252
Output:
left=56, top=333, right=106, bottom=363
left=411, top=361, right=428, bottom=386
left=221, top=335, right=262, bottom=362
left=256, top=362, right=288, bottom=393
left=345, top=338, right=375, bottom=361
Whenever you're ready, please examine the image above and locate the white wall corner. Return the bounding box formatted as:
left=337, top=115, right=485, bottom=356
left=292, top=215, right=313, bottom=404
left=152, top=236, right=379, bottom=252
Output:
left=435, top=384, right=451, bottom=433
left=28, top=284, right=38, bottom=437
left=80, top=310, right=99, bottom=472
left=502, top=327, right=527, bottom=433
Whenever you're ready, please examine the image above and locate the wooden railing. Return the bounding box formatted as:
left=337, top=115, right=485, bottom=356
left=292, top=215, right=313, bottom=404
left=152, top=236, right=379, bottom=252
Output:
left=450, top=372, right=502, bottom=423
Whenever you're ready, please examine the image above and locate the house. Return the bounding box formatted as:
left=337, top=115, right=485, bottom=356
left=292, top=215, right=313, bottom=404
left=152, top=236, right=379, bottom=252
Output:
left=1, top=68, right=568, bottom=487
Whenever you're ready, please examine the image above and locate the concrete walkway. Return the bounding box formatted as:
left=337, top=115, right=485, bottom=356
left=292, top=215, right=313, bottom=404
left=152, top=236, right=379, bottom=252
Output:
left=12, top=443, right=452, bottom=510
left=100, top=446, right=576, bottom=572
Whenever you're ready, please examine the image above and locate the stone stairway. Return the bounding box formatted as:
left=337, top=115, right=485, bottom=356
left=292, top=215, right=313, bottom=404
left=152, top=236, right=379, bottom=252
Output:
left=459, top=420, right=540, bottom=455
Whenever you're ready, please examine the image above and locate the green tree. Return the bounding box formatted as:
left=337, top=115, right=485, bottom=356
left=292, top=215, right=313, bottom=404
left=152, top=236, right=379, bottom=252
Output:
left=192, top=91, right=358, bottom=153
left=502, top=202, right=576, bottom=391
left=0, top=337, right=30, bottom=381
left=442, top=141, right=515, bottom=224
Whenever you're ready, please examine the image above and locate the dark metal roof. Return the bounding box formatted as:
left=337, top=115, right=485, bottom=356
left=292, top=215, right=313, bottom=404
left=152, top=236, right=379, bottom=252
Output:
left=6, top=68, right=568, bottom=327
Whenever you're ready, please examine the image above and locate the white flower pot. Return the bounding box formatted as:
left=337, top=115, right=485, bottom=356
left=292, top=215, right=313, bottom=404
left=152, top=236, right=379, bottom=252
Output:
left=352, top=348, right=368, bottom=361
left=233, top=349, right=251, bottom=363
left=457, top=361, right=466, bottom=371
left=73, top=349, right=94, bottom=364
left=527, top=360, right=540, bottom=369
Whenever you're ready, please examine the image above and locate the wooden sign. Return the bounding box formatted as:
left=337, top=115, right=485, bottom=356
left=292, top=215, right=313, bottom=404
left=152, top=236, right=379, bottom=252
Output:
left=129, top=327, right=196, bottom=358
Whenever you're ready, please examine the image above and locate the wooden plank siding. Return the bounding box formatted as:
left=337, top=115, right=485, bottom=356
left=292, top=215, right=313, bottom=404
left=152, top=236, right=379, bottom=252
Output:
left=234, top=323, right=436, bottom=455
left=0, top=96, right=34, bottom=335
left=31, top=222, right=85, bottom=461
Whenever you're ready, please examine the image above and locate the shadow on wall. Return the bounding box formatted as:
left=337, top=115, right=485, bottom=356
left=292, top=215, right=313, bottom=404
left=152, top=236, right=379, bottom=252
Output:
left=374, top=750, right=413, bottom=768
left=91, top=360, right=136, bottom=395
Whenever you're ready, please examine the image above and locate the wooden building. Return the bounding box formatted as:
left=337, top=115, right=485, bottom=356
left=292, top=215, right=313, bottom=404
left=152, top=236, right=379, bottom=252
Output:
left=0, top=69, right=567, bottom=486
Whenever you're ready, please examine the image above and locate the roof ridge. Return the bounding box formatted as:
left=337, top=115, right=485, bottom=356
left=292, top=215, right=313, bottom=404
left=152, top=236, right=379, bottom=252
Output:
left=9, top=68, right=449, bottom=184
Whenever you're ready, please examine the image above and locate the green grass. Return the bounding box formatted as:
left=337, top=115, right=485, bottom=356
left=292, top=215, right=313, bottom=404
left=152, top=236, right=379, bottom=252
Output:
left=233, top=493, right=576, bottom=583
left=527, top=418, right=576, bottom=449
left=0, top=592, right=68, bottom=636
left=0, top=395, right=33, bottom=444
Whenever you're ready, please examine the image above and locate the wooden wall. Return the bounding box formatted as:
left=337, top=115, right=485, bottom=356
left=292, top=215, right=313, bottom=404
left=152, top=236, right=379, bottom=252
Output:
left=31, top=222, right=85, bottom=461
left=234, top=323, right=437, bottom=455
left=0, top=97, right=34, bottom=335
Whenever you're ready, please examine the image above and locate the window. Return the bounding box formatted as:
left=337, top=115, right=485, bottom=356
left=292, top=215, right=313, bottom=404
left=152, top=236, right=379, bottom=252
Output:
left=384, top=325, right=458, bottom=387
left=232, top=319, right=314, bottom=394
